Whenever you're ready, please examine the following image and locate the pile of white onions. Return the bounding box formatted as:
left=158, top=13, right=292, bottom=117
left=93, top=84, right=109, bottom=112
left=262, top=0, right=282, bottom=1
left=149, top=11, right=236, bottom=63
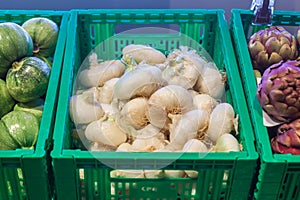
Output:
left=69, top=44, right=241, bottom=177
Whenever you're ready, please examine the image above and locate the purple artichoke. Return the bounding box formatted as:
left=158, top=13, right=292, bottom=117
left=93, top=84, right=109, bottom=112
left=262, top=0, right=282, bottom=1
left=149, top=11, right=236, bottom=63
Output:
left=248, top=26, right=298, bottom=73
left=256, top=60, right=300, bottom=122
left=297, top=26, right=300, bottom=47
left=271, top=118, right=300, bottom=154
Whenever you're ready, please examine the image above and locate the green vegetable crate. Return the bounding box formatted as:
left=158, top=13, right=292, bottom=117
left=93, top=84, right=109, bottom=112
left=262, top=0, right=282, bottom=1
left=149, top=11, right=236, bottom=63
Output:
left=0, top=10, right=68, bottom=200
left=230, top=9, right=300, bottom=200
left=51, top=9, right=258, bottom=200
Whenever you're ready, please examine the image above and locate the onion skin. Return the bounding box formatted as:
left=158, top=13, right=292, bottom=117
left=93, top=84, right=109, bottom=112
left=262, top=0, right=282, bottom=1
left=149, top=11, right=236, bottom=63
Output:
left=122, top=44, right=166, bottom=65
left=205, top=103, right=235, bottom=143
left=193, top=93, right=219, bottom=114
left=194, top=62, right=225, bottom=100
left=69, top=93, right=104, bottom=125
left=213, top=133, right=240, bottom=152
left=78, top=60, right=125, bottom=88
left=182, top=139, right=208, bottom=152
left=117, top=97, right=149, bottom=131
left=167, top=109, right=209, bottom=151
left=147, top=85, right=194, bottom=130
left=98, top=78, right=119, bottom=104
left=113, top=65, right=164, bottom=100
left=85, top=118, right=127, bottom=147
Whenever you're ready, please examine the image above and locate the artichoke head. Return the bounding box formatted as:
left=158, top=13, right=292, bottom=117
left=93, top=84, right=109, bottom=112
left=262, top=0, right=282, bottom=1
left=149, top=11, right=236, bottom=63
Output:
left=271, top=118, right=300, bottom=154
left=248, top=26, right=298, bottom=73
left=297, top=26, right=300, bottom=47
left=256, top=60, right=300, bottom=122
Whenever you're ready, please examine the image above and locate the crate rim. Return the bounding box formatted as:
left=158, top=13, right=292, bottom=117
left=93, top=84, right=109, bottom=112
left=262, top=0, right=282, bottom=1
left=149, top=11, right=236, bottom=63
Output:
left=0, top=9, right=67, bottom=15
left=71, top=8, right=226, bottom=15
left=231, top=8, right=300, bottom=17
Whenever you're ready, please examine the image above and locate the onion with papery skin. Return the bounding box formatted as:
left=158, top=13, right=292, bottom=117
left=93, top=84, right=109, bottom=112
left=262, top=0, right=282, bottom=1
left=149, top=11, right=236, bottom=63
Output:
left=113, top=64, right=165, bottom=100
left=78, top=58, right=125, bottom=88
left=194, top=62, right=225, bottom=100
left=85, top=116, right=127, bottom=147
left=182, top=139, right=208, bottom=152
left=213, top=133, right=240, bottom=152
left=182, top=139, right=208, bottom=178
left=98, top=78, right=119, bottom=104
left=116, top=143, right=133, bottom=152
left=69, top=92, right=104, bottom=125
left=131, top=136, right=167, bottom=152
left=167, top=109, right=209, bottom=151
left=162, top=46, right=206, bottom=89
left=130, top=124, right=164, bottom=140
left=205, top=103, right=237, bottom=143
left=117, top=97, right=149, bottom=131
left=122, top=44, right=166, bottom=65
left=147, top=85, right=194, bottom=130
left=193, top=93, right=219, bottom=114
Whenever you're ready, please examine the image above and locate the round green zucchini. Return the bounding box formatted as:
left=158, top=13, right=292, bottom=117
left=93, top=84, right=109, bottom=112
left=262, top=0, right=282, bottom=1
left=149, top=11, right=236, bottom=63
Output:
left=0, top=22, right=33, bottom=77
left=22, top=17, right=59, bottom=57
left=6, top=56, right=51, bottom=103
left=1, top=110, right=39, bottom=149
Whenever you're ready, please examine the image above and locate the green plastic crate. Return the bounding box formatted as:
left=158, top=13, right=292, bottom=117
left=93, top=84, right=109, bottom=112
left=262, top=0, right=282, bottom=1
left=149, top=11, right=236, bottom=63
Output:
left=230, top=9, right=300, bottom=200
left=51, top=9, right=258, bottom=200
left=0, top=10, right=68, bottom=200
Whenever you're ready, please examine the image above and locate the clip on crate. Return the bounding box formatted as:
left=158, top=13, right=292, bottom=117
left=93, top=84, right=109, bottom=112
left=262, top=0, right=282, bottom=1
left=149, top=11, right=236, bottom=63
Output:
left=51, top=9, right=258, bottom=200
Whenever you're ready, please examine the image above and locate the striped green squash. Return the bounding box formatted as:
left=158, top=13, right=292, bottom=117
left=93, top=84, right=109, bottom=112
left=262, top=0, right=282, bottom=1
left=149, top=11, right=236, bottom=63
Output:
left=0, top=110, right=39, bottom=149
left=22, top=17, right=59, bottom=57
left=6, top=57, right=51, bottom=103
left=0, top=22, right=33, bottom=77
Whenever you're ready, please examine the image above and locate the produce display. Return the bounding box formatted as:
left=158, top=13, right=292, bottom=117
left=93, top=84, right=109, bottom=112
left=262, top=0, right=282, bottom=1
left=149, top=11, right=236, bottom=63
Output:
left=0, top=17, right=58, bottom=150
left=69, top=44, right=241, bottom=170
left=248, top=26, right=300, bottom=154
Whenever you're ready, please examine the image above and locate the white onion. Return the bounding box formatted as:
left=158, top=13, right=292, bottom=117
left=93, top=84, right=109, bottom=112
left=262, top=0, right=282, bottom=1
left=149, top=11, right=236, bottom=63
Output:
left=117, top=97, right=149, bottom=131
left=205, top=103, right=235, bottom=143
left=167, top=109, right=209, bottom=151
left=182, top=139, right=208, bottom=152
left=193, top=93, right=219, bottom=114
left=98, top=78, right=119, bottom=104
left=147, top=85, right=194, bottom=130
left=69, top=93, right=104, bottom=125
left=113, top=65, right=165, bottom=100
left=213, top=133, right=240, bottom=152
left=122, top=44, right=166, bottom=64
left=78, top=60, right=125, bottom=88
left=85, top=117, right=127, bottom=147
left=194, top=62, right=225, bottom=100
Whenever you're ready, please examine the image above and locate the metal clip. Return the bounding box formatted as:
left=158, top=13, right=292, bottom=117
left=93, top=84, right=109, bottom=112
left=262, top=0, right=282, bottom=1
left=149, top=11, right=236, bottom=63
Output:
left=251, top=0, right=275, bottom=25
